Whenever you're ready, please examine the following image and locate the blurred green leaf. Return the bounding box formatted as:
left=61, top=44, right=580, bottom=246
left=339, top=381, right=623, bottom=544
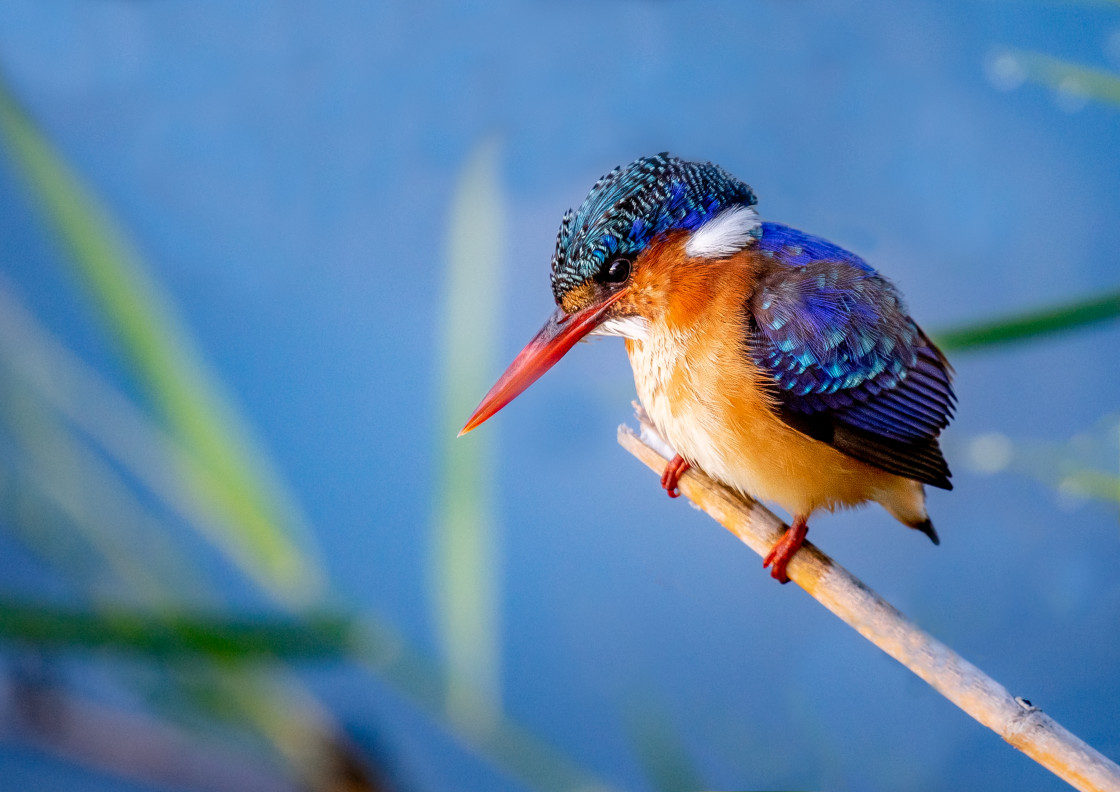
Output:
left=0, top=600, right=357, bottom=660
left=0, top=71, right=321, bottom=604
left=1015, top=50, right=1120, bottom=107
left=432, top=138, right=506, bottom=732
left=934, top=289, right=1120, bottom=352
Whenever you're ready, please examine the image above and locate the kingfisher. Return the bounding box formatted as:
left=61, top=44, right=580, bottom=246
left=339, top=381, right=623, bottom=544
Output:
left=460, top=153, right=954, bottom=583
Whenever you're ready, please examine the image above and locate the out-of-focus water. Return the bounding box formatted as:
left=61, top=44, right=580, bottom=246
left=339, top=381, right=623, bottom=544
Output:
left=0, top=2, right=1118, bottom=791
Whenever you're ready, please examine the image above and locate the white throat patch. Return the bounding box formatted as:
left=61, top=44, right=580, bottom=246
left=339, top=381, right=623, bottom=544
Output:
left=589, top=316, right=651, bottom=342
left=684, top=205, right=761, bottom=259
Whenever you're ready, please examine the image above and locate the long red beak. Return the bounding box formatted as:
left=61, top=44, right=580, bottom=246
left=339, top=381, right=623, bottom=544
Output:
left=459, top=290, right=625, bottom=436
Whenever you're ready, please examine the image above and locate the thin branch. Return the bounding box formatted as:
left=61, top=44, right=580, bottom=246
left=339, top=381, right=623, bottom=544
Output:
left=618, top=413, right=1120, bottom=792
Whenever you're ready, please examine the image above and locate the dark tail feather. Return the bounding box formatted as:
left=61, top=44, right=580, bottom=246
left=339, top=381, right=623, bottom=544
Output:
left=912, top=518, right=940, bottom=546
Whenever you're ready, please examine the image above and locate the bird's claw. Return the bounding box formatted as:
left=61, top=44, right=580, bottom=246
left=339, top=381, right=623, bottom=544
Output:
left=660, top=454, right=691, bottom=498
left=762, top=516, right=809, bottom=584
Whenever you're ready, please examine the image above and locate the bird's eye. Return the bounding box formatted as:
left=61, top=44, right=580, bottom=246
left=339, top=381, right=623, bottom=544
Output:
left=600, top=257, right=631, bottom=284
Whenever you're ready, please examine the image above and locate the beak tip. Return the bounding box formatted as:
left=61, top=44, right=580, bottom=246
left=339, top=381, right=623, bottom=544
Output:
left=457, top=415, right=481, bottom=437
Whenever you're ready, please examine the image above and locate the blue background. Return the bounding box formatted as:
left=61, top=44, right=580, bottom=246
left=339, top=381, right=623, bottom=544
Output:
left=0, top=2, right=1118, bottom=791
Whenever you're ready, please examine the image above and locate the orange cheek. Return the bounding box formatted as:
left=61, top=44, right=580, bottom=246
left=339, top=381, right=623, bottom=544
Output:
left=615, top=287, right=653, bottom=319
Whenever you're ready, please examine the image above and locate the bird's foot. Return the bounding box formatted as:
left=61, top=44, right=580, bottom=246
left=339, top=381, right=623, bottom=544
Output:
left=660, top=454, right=691, bottom=498
left=762, top=515, right=809, bottom=584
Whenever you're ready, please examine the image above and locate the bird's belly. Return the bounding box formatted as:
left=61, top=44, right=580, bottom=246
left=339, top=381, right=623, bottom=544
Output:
left=629, top=339, right=896, bottom=518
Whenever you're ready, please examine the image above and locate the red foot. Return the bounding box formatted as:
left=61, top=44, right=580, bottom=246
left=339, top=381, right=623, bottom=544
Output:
left=762, top=515, right=809, bottom=584
left=660, top=454, right=691, bottom=498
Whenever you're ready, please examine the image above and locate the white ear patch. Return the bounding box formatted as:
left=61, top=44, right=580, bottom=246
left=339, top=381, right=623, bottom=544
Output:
left=684, top=205, right=761, bottom=259
left=590, top=316, right=651, bottom=342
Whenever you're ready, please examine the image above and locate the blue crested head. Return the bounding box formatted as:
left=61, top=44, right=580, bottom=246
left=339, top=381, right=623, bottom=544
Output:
left=549, top=153, right=758, bottom=304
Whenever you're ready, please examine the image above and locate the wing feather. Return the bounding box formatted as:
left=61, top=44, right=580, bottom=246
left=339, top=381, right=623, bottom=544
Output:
left=748, top=225, right=955, bottom=488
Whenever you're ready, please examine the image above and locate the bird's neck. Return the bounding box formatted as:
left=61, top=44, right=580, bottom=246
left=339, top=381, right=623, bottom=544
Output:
left=626, top=231, right=761, bottom=338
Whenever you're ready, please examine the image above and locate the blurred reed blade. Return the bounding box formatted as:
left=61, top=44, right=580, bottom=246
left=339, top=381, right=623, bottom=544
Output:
left=0, top=100, right=613, bottom=792
left=0, top=376, right=206, bottom=605
left=422, top=144, right=621, bottom=790
left=624, top=700, right=705, bottom=792
left=432, top=138, right=505, bottom=732
left=0, top=71, right=321, bottom=604
left=1013, top=50, right=1120, bottom=106
left=934, top=289, right=1120, bottom=352
left=0, top=77, right=358, bottom=788
left=0, top=279, right=355, bottom=784
left=1058, top=469, right=1120, bottom=503
left=0, top=601, right=357, bottom=661
left=0, top=275, right=254, bottom=603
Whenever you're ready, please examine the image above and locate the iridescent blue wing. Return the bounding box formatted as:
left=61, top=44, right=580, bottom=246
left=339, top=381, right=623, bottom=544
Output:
left=748, top=224, right=955, bottom=488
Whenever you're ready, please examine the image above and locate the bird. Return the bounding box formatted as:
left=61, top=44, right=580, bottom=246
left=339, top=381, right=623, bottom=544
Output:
left=459, top=153, right=955, bottom=583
